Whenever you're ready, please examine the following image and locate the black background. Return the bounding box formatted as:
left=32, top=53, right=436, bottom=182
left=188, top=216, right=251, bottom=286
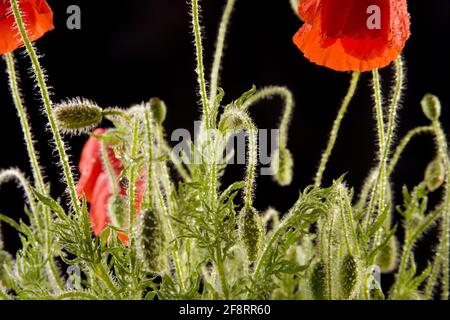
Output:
left=0, top=0, right=449, bottom=287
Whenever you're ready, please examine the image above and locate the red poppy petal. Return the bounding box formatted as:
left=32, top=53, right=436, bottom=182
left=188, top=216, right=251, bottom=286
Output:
left=89, top=173, right=112, bottom=236
left=0, top=0, right=54, bottom=55
left=76, top=128, right=106, bottom=201
left=293, top=0, right=410, bottom=72
left=298, top=0, right=321, bottom=23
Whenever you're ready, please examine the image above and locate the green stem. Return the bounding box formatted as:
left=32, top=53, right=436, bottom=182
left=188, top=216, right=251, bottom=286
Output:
left=9, top=0, right=81, bottom=215
left=100, top=141, right=119, bottom=195
left=430, top=120, right=450, bottom=300
left=315, top=72, right=360, bottom=187
left=242, top=86, right=294, bottom=151
left=191, top=0, right=210, bottom=128
left=209, top=0, right=236, bottom=112
left=4, top=53, right=46, bottom=193
left=326, top=212, right=336, bottom=300
left=387, top=126, right=434, bottom=175
left=365, top=69, right=386, bottom=231
left=215, top=245, right=229, bottom=299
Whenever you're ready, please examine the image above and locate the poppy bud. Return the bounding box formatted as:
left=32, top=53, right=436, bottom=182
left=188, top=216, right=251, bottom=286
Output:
left=424, top=157, right=445, bottom=192
left=271, top=148, right=294, bottom=186
left=54, top=98, right=103, bottom=134
left=340, top=255, right=359, bottom=299
left=239, top=207, right=264, bottom=263
left=108, top=195, right=128, bottom=229
left=376, top=236, right=399, bottom=273
left=219, top=110, right=245, bottom=132
left=310, top=261, right=327, bottom=300
left=136, top=208, right=165, bottom=273
left=149, top=98, right=167, bottom=124
left=421, top=94, right=441, bottom=122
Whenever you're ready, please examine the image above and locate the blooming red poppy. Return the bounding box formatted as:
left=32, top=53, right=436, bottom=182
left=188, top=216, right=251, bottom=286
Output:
left=77, top=128, right=145, bottom=243
left=0, top=0, right=54, bottom=55
left=293, top=0, right=410, bottom=72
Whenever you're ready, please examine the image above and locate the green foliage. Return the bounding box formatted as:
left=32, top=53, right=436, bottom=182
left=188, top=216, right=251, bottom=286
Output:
left=0, top=0, right=448, bottom=301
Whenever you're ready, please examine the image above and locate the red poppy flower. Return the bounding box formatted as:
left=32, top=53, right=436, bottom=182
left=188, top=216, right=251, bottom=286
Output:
left=293, top=0, right=410, bottom=72
left=0, top=0, right=54, bottom=55
left=77, top=128, right=145, bottom=243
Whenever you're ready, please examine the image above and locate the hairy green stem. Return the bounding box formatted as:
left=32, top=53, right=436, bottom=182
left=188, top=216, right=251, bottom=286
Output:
left=9, top=0, right=81, bottom=215
left=4, top=53, right=46, bottom=193
left=191, top=0, right=210, bottom=128
left=315, top=72, right=360, bottom=187
left=242, top=86, right=294, bottom=151
left=209, top=0, right=236, bottom=112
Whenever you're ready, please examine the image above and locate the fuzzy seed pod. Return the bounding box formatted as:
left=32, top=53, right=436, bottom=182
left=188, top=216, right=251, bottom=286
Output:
left=310, top=261, right=327, bottom=300
left=54, top=98, right=103, bottom=134
left=239, top=207, right=264, bottom=263
left=108, top=195, right=128, bottom=229
left=136, top=208, right=165, bottom=273
left=421, top=94, right=441, bottom=122
left=149, top=98, right=167, bottom=124
left=424, top=157, right=445, bottom=192
left=271, top=148, right=294, bottom=186
left=376, top=236, right=399, bottom=273
left=340, top=254, right=359, bottom=299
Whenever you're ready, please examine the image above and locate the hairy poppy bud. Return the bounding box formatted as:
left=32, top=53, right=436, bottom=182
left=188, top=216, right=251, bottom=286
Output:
left=54, top=98, right=103, bottom=134
left=219, top=110, right=245, bottom=133
left=310, top=261, right=327, bottom=300
left=376, top=236, right=399, bottom=273
left=271, top=148, right=294, bottom=186
left=421, top=94, right=441, bottom=122
left=340, top=255, right=359, bottom=299
left=108, top=195, right=128, bottom=229
left=136, top=208, right=165, bottom=273
left=239, top=207, right=264, bottom=263
left=424, top=157, right=445, bottom=192
left=149, top=98, right=167, bottom=124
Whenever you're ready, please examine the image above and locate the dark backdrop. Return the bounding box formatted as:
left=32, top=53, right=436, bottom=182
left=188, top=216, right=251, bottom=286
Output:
left=0, top=0, right=449, bottom=281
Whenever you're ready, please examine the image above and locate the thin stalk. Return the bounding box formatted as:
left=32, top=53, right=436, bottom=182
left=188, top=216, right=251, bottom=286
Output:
left=387, top=126, right=434, bottom=175
left=241, top=86, right=294, bottom=151
left=430, top=120, right=450, bottom=299
left=100, top=141, right=119, bottom=195
left=315, top=72, right=360, bottom=187
left=191, top=0, right=210, bottom=128
left=127, top=118, right=140, bottom=243
left=326, top=212, right=336, bottom=300
left=365, top=69, right=386, bottom=231
left=209, top=0, right=236, bottom=111
left=9, top=0, right=81, bottom=215
left=4, top=53, right=46, bottom=193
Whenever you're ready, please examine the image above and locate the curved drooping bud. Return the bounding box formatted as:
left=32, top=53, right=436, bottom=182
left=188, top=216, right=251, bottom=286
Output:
left=340, top=254, right=359, bottom=299
left=421, top=94, right=441, bottom=122
left=310, top=261, right=327, bottom=300
left=136, top=208, right=165, bottom=273
left=271, top=148, right=294, bottom=186
left=239, top=207, right=264, bottom=263
left=148, top=98, right=167, bottom=124
left=54, top=98, right=103, bottom=134
left=424, top=157, right=445, bottom=192
left=376, top=236, right=399, bottom=273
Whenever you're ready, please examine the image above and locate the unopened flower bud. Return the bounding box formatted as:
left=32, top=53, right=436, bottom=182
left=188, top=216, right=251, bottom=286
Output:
left=340, top=254, right=359, bottom=299
left=54, top=98, right=103, bottom=134
left=424, top=157, right=445, bottom=192
left=310, top=261, right=327, bottom=300
left=421, top=94, right=441, bottom=122
left=136, top=208, right=165, bottom=273
left=376, top=236, right=399, bottom=273
left=149, top=97, right=167, bottom=124
left=271, top=148, right=294, bottom=186
left=108, top=195, right=127, bottom=229
left=239, top=207, right=264, bottom=263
